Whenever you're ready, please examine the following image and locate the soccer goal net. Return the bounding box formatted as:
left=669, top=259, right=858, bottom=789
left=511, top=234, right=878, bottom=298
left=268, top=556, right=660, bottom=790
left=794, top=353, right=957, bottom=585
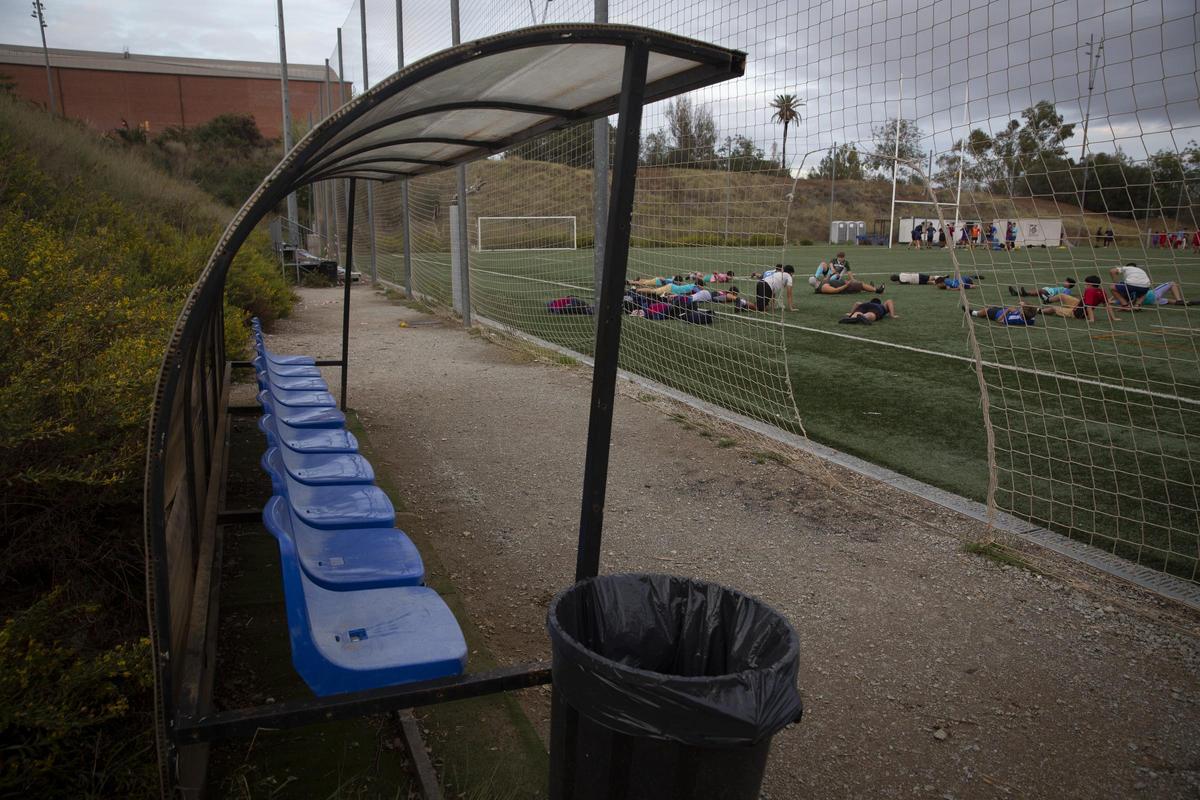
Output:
left=477, top=216, right=578, bottom=251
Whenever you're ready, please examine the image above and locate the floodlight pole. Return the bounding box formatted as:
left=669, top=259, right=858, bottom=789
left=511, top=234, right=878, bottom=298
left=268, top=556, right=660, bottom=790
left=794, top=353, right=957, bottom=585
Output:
left=398, top=0, right=414, bottom=298
left=828, top=141, right=836, bottom=243
left=954, top=84, right=967, bottom=231
left=592, top=0, right=610, bottom=306
left=575, top=42, right=649, bottom=582
left=341, top=179, right=357, bottom=411
left=450, top=0, right=472, bottom=325
left=887, top=74, right=901, bottom=249
left=276, top=0, right=299, bottom=247
left=360, top=0, right=378, bottom=284
left=1079, top=35, right=1103, bottom=214
left=32, top=1, right=56, bottom=115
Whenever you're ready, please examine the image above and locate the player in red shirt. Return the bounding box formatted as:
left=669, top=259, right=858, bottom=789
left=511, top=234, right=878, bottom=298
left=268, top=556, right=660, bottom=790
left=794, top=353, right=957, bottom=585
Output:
left=1082, top=275, right=1120, bottom=321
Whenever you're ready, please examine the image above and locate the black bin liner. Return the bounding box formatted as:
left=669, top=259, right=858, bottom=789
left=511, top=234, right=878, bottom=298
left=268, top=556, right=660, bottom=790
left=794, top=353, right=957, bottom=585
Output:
left=547, top=573, right=802, bottom=800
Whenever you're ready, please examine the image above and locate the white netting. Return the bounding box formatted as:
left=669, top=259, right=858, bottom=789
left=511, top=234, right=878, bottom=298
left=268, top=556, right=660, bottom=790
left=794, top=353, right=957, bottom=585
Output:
left=316, top=0, right=1200, bottom=583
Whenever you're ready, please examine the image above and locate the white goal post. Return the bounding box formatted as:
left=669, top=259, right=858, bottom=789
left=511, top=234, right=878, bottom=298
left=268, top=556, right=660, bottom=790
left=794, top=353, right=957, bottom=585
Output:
left=476, top=216, right=578, bottom=251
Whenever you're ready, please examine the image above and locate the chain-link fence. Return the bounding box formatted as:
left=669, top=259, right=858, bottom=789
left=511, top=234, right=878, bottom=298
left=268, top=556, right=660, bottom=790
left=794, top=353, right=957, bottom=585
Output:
left=302, top=0, right=1200, bottom=589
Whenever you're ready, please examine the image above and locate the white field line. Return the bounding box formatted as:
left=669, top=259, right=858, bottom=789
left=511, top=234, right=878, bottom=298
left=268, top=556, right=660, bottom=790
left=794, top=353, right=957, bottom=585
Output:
left=467, top=268, right=1200, bottom=407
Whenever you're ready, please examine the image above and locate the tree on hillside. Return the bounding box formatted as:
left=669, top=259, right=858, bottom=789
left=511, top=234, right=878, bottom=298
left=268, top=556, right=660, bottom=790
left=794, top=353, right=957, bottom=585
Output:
left=769, top=94, right=803, bottom=170
left=717, top=135, right=781, bottom=172
left=811, top=143, right=864, bottom=180
left=640, top=97, right=718, bottom=167
left=864, top=118, right=923, bottom=178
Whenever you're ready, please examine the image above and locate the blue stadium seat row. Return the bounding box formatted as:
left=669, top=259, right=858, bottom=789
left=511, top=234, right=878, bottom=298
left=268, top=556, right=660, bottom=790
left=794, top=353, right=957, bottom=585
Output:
left=250, top=318, right=467, bottom=697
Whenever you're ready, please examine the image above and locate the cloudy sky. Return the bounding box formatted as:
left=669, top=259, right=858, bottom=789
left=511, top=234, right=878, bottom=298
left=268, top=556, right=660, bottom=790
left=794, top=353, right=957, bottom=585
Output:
left=3, top=0, right=1197, bottom=166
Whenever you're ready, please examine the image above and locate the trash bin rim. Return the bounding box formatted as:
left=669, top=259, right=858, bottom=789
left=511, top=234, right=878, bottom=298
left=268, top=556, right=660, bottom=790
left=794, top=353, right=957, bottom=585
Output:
left=547, top=572, right=799, bottom=686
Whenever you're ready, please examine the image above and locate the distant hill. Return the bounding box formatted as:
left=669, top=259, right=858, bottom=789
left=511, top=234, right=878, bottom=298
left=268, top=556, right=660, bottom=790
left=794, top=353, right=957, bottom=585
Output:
left=367, top=157, right=1163, bottom=248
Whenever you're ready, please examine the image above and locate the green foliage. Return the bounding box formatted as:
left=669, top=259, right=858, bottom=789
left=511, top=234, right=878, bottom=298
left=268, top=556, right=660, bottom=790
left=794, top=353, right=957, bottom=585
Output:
left=149, top=114, right=281, bottom=207
left=769, top=93, right=803, bottom=168
left=641, top=97, right=719, bottom=167
left=812, top=143, right=865, bottom=180
left=0, top=98, right=293, bottom=795
left=865, top=118, right=925, bottom=176
left=0, top=589, right=156, bottom=796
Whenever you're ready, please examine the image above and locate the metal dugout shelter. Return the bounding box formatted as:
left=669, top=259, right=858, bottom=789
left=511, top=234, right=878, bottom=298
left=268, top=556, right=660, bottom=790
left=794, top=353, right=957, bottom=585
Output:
left=143, top=24, right=745, bottom=797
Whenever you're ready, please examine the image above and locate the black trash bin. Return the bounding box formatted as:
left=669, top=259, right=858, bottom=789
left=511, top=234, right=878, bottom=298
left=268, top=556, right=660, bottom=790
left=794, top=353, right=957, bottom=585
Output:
left=547, top=573, right=802, bottom=800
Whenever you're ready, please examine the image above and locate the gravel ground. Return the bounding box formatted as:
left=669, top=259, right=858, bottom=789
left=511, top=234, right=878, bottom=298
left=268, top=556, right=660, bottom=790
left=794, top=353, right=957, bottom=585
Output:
left=261, top=285, right=1200, bottom=799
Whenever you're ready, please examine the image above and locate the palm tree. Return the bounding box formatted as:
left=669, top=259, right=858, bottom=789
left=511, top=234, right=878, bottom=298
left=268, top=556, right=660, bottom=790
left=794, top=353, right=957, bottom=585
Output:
left=770, top=94, right=804, bottom=170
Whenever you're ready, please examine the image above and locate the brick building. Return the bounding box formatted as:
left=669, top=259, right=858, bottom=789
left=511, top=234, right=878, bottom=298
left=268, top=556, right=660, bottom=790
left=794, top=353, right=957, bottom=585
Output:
left=0, top=43, right=342, bottom=139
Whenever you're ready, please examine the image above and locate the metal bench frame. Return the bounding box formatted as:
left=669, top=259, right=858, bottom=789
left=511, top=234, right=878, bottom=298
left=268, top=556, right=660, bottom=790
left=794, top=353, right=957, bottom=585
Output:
left=143, top=25, right=744, bottom=797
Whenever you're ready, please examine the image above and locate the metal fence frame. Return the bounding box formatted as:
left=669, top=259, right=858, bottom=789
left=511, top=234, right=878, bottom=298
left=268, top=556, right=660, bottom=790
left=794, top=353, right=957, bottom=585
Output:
left=143, top=25, right=744, bottom=796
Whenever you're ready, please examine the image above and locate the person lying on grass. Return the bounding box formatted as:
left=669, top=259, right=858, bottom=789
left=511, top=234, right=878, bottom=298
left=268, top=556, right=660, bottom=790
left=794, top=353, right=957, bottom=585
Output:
left=1081, top=275, right=1121, bottom=321
left=1139, top=281, right=1196, bottom=306
left=838, top=298, right=898, bottom=324
left=635, top=278, right=706, bottom=297
left=1008, top=277, right=1076, bottom=301
left=627, top=275, right=682, bottom=288
left=934, top=275, right=979, bottom=290
left=711, top=286, right=756, bottom=312
left=688, top=270, right=735, bottom=283
left=814, top=276, right=885, bottom=294
left=1108, top=263, right=1153, bottom=309
left=891, top=272, right=945, bottom=285
left=1035, top=294, right=1094, bottom=322
left=966, top=304, right=1037, bottom=326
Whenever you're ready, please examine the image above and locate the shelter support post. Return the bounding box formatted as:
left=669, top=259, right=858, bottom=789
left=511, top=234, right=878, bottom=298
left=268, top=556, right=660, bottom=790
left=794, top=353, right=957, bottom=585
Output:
left=341, top=178, right=357, bottom=411
left=451, top=172, right=471, bottom=324
left=574, top=42, right=649, bottom=582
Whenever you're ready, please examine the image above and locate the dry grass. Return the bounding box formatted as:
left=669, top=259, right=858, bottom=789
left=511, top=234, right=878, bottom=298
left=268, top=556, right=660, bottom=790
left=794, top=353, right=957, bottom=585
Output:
left=0, top=96, right=234, bottom=236
left=369, top=155, right=1167, bottom=246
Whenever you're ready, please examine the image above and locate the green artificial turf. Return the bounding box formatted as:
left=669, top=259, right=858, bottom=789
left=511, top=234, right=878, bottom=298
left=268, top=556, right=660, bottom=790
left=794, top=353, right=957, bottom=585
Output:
left=379, top=243, right=1200, bottom=579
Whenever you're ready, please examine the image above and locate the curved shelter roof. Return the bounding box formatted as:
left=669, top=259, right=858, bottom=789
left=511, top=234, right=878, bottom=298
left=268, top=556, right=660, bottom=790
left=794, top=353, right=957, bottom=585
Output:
left=285, top=24, right=745, bottom=187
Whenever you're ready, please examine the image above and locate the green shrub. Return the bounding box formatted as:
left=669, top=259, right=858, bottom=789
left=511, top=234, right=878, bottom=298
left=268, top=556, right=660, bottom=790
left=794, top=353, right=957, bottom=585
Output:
left=0, top=589, right=156, bottom=797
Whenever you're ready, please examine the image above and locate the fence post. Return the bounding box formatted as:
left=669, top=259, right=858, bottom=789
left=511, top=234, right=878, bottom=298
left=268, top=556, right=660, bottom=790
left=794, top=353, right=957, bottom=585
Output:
left=323, top=59, right=335, bottom=259
left=397, top=0, right=414, bottom=298
left=276, top=0, right=299, bottom=246
left=360, top=0, right=378, bottom=283
left=336, top=28, right=348, bottom=266
left=592, top=0, right=609, bottom=306
left=450, top=0, right=471, bottom=325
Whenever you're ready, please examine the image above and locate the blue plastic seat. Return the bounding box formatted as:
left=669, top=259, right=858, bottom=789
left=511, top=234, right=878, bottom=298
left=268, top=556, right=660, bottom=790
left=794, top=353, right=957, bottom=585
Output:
left=253, top=355, right=323, bottom=378
left=260, top=388, right=337, bottom=408
left=257, top=370, right=329, bottom=393
left=266, top=509, right=467, bottom=696
left=285, top=481, right=395, bottom=530
left=260, top=415, right=359, bottom=453
left=264, top=496, right=425, bottom=591
left=257, top=396, right=347, bottom=428
left=260, top=447, right=372, bottom=496
left=256, top=340, right=317, bottom=367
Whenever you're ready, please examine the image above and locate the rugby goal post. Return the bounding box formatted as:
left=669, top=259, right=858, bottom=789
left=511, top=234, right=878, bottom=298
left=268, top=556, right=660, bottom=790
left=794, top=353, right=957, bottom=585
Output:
left=476, top=216, right=578, bottom=251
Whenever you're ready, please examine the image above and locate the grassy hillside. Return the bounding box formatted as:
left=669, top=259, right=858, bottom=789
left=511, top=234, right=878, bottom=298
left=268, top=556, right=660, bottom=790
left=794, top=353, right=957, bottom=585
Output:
left=369, top=157, right=1163, bottom=250
left=0, top=96, right=292, bottom=797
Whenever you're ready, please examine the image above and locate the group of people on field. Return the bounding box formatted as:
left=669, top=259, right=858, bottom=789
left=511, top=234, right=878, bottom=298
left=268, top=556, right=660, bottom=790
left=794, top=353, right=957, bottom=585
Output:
left=966, top=263, right=1195, bottom=326
left=910, top=220, right=1017, bottom=250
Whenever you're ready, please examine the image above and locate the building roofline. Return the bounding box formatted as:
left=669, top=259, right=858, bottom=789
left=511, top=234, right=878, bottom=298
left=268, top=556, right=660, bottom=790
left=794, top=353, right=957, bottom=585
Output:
left=0, top=42, right=339, bottom=83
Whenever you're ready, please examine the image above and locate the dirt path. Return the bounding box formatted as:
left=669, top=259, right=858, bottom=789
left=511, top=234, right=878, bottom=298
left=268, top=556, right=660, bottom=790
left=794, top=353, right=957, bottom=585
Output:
left=265, top=285, right=1200, bottom=799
